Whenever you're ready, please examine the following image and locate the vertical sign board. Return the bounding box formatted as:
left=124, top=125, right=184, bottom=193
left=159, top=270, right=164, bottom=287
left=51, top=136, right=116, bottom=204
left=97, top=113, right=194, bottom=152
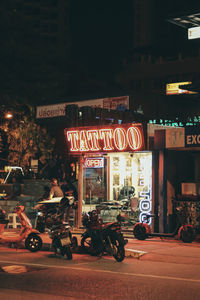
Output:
left=166, top=128, right=185, bottom=148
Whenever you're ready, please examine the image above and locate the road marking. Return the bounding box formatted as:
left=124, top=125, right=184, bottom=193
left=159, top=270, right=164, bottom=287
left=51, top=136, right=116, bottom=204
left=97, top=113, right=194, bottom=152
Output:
left=0, top=259, right=200, bottom=284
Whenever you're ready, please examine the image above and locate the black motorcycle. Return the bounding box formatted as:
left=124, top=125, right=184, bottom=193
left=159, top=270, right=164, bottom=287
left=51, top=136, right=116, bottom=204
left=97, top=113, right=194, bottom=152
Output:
left=36, top=196, right=77, bottom=259
left=48, top=221, right=77, bottom=260
left=81, top=210, right=127, bottom=262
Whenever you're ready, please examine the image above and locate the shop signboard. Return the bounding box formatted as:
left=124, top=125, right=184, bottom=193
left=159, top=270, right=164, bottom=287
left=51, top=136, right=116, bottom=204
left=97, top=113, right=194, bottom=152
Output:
left=84, top=158, right=104, bottom=168
left=36, top=96, right=129, bottom=119
left=166, top=128, right=185, bottom=148
left=185, top=127, right=200, bottom=148
left=65, top=123, right=145, bottom=153
left=166, top=82, right=196, bottom=95
left=188, top=26, right=200, bottom=40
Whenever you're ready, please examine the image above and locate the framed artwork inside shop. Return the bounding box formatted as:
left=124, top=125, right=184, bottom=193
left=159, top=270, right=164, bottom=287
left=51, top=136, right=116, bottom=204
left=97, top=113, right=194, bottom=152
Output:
left=109, top=152, right=153, bottom=224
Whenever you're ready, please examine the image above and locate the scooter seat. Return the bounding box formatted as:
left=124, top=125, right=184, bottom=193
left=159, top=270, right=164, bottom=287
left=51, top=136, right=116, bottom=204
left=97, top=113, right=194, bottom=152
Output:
left=0, top=219, right=9, bottom=224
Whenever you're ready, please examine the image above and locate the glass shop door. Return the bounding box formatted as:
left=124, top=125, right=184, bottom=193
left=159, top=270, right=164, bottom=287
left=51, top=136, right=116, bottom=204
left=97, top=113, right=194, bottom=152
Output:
left=83, top=157, right=107, bottom=208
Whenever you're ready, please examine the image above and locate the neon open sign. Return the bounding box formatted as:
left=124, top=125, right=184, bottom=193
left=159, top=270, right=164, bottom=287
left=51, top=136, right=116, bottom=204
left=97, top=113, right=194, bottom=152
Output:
left=65, top=124, right=144, bottom=153
left=85, top=158, right=104, bottom=168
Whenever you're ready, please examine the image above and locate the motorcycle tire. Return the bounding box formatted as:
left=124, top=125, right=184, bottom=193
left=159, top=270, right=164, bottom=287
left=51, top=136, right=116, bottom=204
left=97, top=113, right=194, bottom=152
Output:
left=180, top=225, right=195, bottom=243
left=52, top=237, right=65, bottom=256
left=71, top=236, right=78, bottom=249
left=65, top=246, right=72, bottom=260
left=133, top=224, right=147, bottom=240
left=81, top=235, right=101, bottom=256
left=110, top=234, right=125, bottom=262
left=25, top=233, right=42, bottom=252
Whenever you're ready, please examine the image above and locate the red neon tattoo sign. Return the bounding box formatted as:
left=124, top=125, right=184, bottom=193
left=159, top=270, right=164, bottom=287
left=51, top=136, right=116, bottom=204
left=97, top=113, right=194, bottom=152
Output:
left=65, top=123, right=144, bottom=153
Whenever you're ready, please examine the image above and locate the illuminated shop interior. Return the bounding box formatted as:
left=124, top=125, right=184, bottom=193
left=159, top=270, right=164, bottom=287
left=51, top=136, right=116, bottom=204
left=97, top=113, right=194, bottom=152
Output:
left=82, top=152, right=152, bottom=223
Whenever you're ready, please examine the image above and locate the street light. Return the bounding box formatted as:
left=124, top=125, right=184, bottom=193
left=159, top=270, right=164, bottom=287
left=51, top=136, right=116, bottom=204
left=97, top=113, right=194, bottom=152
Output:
left=5, top=112, right=13, bottom=119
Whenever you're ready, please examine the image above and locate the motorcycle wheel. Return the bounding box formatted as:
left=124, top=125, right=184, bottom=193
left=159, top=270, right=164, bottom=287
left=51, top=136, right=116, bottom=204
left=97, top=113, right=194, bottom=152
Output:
left=65, top=246, right=72, bottom=260
left=133, top=224, right=147, bottom=240
left=110, top=235, right=125, bottom=262
left=52, top=237, right=65, bottom=256
left=25, top=234, right=42, bottom=252
left=180, top=225, right=195, bottom=243
left=81, top=235, right=100, bottom=256
left=71, top=236, right=78, bottom=249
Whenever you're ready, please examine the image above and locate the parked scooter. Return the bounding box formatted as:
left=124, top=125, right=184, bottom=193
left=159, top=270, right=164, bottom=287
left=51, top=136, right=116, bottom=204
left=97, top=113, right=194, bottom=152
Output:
left=81, top=210, right=127, bottom=262
left=48, top=221, right=77, bottom=260
left=45, top=197, right=78, bottom=259
left=133, top=205, right=196, bottom=243
left=0, top=205, right=42, bottom=251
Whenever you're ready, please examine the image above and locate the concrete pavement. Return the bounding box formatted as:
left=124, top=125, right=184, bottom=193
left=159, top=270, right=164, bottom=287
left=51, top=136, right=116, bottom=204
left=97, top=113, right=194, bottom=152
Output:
left=3, top=227, right=200, bottom=264
left=38, top=228, right=200, bottom=264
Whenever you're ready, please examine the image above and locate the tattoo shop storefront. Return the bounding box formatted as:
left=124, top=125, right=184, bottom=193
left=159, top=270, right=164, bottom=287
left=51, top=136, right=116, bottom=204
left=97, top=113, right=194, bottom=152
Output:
left=65, top=123, right=153, bottom=228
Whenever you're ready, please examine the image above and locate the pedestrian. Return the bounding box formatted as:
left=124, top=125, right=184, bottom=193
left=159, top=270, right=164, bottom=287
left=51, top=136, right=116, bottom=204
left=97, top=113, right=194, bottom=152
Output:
left=61, top=177, right=78, bottom=223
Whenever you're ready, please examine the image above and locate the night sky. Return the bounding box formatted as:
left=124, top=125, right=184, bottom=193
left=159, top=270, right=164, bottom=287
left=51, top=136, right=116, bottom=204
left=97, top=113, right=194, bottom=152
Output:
left=69, top=0, right=133, bottom=80
left=0, top=0, right=199, bottom=105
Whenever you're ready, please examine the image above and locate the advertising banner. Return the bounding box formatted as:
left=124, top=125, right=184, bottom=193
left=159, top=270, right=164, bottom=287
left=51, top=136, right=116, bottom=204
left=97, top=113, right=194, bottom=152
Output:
left=36, top=96, right=129, bottom=119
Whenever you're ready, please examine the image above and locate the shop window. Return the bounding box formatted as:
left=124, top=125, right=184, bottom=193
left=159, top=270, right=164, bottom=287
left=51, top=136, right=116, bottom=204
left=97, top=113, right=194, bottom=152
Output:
left=109, top=152, right=152, bottom=223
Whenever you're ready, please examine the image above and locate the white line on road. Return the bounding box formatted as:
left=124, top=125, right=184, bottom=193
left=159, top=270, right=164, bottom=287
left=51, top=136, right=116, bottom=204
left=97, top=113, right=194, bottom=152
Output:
left=0, top=259, right=199, bottom=284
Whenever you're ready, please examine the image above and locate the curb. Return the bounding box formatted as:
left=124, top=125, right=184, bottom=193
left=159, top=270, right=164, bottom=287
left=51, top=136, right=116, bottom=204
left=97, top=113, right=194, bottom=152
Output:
left=125, top=248, right=147, bottom=259
left=42, top=242, right=148, bottom=259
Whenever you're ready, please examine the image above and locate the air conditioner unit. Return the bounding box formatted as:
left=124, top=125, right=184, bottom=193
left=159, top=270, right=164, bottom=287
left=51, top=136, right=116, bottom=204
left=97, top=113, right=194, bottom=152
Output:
left=181, top=183, right=200, bottom=196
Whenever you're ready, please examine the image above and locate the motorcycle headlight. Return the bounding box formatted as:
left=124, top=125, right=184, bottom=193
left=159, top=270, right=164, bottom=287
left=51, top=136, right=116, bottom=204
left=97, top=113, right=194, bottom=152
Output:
left=47, top=229, right=53, bottom=238
left=37, top=211, right=43, bottom=217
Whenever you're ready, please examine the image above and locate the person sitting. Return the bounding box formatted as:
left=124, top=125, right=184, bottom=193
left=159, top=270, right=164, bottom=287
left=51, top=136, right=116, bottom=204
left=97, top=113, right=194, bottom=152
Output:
left=49, top=178, right=64, bottom=199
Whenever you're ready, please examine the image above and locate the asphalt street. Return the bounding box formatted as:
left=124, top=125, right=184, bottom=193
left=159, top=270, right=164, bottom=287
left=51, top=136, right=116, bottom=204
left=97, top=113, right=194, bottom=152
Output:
left=0, top=244, right=200, bottom=300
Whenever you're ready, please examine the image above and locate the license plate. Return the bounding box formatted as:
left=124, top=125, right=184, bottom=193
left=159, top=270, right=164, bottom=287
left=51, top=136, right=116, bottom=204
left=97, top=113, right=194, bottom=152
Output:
left=60, top=237, right=71, bottom=246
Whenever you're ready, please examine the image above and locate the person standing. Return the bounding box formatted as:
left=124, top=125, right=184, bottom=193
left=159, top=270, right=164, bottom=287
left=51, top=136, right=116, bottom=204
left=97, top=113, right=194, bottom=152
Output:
left=61, top=177, right=77, bottom=223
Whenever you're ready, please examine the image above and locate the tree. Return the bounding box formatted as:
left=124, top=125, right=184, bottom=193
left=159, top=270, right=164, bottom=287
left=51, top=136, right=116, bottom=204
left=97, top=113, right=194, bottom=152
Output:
left=0, top=104, right=56, bottom=169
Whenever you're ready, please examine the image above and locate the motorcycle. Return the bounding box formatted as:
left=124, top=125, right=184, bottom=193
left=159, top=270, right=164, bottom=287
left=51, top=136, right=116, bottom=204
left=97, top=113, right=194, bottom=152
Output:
left=0, top=205, right=42, bottom=252
left=48, top=222, right=77, bottom=260
left=81, top=210, right=127, bottom=262
left=45, top=197, right=78, bottom=259
left=35, top=195, right=75, bottom=233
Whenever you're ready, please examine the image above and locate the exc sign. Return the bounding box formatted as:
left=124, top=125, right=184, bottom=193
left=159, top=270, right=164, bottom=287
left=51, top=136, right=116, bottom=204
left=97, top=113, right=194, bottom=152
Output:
left=65, top=123, right=145, bottom=153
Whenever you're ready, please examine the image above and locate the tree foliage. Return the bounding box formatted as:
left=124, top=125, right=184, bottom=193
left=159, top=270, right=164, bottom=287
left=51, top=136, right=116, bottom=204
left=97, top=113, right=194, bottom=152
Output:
left=0, top=104, right=56, bottom=169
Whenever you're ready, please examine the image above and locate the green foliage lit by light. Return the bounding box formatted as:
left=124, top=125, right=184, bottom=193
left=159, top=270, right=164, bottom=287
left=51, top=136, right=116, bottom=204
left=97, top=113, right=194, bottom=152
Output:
left=0, top=104, right=55, bottom=169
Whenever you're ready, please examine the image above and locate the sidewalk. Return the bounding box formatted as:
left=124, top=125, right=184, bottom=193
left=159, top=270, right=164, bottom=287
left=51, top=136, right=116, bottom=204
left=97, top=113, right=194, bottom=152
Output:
left=39, top=228, right=200, bottom=264
left=3, top=227, right=200, bottom=264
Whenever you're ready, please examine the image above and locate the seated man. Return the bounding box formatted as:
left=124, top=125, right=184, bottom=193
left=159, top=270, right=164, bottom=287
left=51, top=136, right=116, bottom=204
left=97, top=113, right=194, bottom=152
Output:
left=49, top=178, right=64, bottom=199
